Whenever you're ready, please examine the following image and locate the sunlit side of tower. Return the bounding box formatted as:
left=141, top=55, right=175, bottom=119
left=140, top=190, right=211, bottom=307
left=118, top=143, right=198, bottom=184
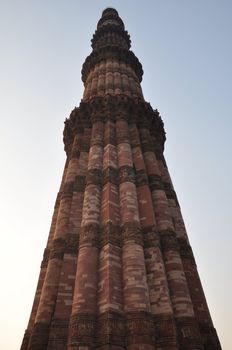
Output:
left=21, top=8, right=221, bottom=350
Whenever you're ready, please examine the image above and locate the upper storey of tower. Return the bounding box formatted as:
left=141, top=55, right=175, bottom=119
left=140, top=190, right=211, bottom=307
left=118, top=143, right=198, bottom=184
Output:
left=92, top=8, right=131, bottom=51
left=82, top=8, right=144, bottom=100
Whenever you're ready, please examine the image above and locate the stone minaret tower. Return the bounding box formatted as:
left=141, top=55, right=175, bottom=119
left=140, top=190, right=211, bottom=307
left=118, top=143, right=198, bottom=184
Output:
left=21, top=8, right=221, bottom=350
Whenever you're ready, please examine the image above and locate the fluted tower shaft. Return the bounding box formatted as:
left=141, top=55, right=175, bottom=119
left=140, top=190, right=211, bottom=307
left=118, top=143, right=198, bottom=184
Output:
left=21, top=8, right=221, bottom=350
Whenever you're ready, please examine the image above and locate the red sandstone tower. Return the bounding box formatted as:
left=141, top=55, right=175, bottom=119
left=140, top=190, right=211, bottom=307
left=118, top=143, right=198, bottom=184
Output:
left=21, top=8, right=221, bottom=350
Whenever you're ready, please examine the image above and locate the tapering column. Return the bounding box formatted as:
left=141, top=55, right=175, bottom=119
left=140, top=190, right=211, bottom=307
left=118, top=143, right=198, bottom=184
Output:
left=139, top=127, right=204, bottom=349
left=97, top=118, right=125, bottom=349
left=21, top=7, right=221, bottom=350
left=158, top=154, right=221, bottom=349
left=129, top=122, right=178, bottom=350
left=21, top=156, right=70, bottom=350
left=27, top=129, right=91, bottom=350
left=116, top=117, right=155, bottom=350
left=68, top=118, right=103, bottom=349
left=47, top=127, right=88, bottom=349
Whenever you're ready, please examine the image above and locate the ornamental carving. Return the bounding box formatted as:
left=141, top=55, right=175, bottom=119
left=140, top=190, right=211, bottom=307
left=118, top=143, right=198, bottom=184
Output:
left=119, top=165, right=135, bottom=184
left=163, top=181, right=179, bottom=205
left=178, top=238, right=196, bottom=265
left=97, top=312, right=125, bottom=346
left=74, top=175, right=86, bottom=192
left=62, top=181, right=74, bottom=196
left=159, top=230, right=179, bottom=252
left=21, top=8, right=222, bottom=350
left=153, top=315, right=177, bottom=347
left=126, top=312, right=155, bottom=345
left=79, top=224, right=99, bottom=248
left=121, top=222, right=143, bottom=246
left=50, top=238, right=66, bottom=260
left=103, top=167, right=118, bottom=186
left=100, top=222, right=121, bottom=247
left=135, top=169, right=148, bottom=187
left=29, top=322, right=50, bottom=349
left=91, top=24, right=131, bottom=50
left=69, top=314, right=96, bottom=346
left=176, top=317, right=202, bottom=349
left=63, top=96, right=166, bottom=155
left=86, top=169, right=103, bottom=187
left=148, top=174, right=164, bottom=191
left=198, top=324, right=221, bottom=349
left=66, top=233, right=79, bottom=254
left=82, top=47, right=143, bottom=83
left=48, top=318, right=69, bottom=348
left=143, top=226, right=160, bottom=249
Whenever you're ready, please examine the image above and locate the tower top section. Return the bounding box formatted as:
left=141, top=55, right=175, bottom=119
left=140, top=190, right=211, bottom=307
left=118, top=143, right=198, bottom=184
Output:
left=92, top=7, right=130, bottom=50
left=81, top=8, right=143, bottom=84
left=97, top=8, right=124, bottom=30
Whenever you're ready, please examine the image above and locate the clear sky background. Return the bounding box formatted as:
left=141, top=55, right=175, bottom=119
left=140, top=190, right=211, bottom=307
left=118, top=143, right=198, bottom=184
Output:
left=0, top=1, right=231, bottom=349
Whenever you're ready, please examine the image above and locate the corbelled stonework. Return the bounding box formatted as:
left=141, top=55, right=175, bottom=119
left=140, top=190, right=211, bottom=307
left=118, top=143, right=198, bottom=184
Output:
left=21, top=8, right=221, bottom=350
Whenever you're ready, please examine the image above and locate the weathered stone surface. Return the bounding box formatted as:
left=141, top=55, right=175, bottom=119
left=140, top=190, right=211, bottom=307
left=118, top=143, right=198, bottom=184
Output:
left=68, top=314, right=96, bottom=348
left=153, top=315, right=177, bottom=350
left=21, top=8, right=221, bottom=350
left=28, top=322, right=50, bottom=350
left=126, top=311, right=155, bottom=346
left=97, top=311, right=125, bottom=347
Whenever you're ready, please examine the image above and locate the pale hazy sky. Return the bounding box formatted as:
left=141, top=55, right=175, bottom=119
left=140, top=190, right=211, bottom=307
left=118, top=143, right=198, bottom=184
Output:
left=0, top=1, right=231, bottom=349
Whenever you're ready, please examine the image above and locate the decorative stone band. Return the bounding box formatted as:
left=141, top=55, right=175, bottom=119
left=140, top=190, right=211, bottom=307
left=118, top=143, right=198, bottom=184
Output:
left=86, top=168, right=103, bottom=187
left=163, top=181, right=179, bottom=207
left=153, top=314, right=177, bottom=349
left=198, top=323, right=222, bottom=350
left=142, top=225, right=160, bottom=249
left=119, top=164, right=135, bottom=184
left=97, top=311, right=125, bottom=347
left=126, top=311, right=155, bottom=346
left=121, top=221, right=143, bottom=246
left=69, top=311, right=156, bottom=348
left=179, top=237, right=216, bottom=346
left=65, top=233, right=79, bottom=255
left=176, top=316, right=203, bottom=350
left=69, top=312, right=125, bottom=348
left=135, top=168, right=148, bottom=187
left=73, top=175, right=86, bottom=192
left=91, top=23, right=131, bottom=50
left=47, top=318, right=69, bottom=349
left=140, top=139, right=157, bottom=154
left=154, top=143, right=165, bottom=161
left=49, top=237, right=67, bottom=260
left=178, top=237, right=196, bottom=265
left=82, top=47, right=143, bottom=83
left=100, top=222, right=120, bottom=247
left=148, top=173, right=164, bottom=191
left=62, top=181, right=74, bottom=198
left=63, top=96, right=166, bottom=156
left=103, top=166, right=118, bottom=185
left=79, top=223, right=100, bottom=248
left=68, top=314, right=96, bottom=348
left=28, top=322, right=50, bottom=350
left=159, top=230, right=180, bottom=252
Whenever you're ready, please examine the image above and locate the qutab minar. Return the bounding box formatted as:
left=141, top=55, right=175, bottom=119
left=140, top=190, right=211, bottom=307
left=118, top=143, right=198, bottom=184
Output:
left=21, top=8, right=221, bottom=350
